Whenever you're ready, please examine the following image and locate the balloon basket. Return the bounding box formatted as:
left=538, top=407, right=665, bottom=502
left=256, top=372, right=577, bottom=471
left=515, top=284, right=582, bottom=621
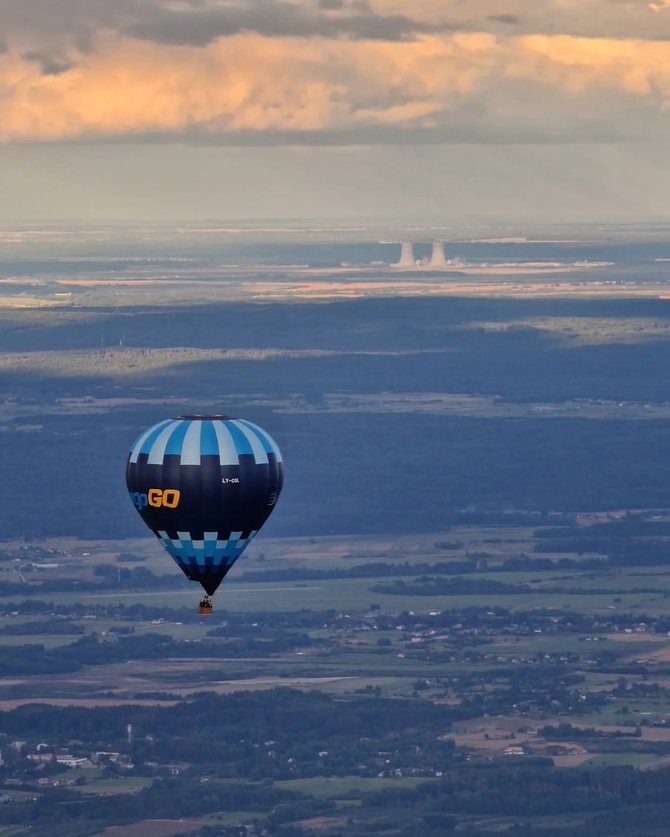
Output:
left=198, top=597, right=213, bottom=616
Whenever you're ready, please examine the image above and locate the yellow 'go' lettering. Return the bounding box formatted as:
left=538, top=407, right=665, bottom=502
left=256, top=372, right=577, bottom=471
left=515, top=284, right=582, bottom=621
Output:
left=148, top=488, right=181, bottom=508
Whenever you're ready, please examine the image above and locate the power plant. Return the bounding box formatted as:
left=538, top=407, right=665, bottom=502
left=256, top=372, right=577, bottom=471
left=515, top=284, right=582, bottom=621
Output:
left=391, top=240, right=451, bottom=269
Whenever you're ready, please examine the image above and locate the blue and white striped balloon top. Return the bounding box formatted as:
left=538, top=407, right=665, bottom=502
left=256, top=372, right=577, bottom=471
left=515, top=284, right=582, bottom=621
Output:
left=128, top=416, right=282, bottom=468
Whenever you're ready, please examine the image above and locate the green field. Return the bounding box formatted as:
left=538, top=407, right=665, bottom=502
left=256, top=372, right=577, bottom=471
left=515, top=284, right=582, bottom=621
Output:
left=585, top=752, right=659, bottom=768
left=74, top=777, right=153, bottom=795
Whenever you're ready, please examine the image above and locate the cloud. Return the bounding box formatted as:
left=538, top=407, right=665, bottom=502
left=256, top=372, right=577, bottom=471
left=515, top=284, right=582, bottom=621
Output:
left=0, top=33, right=499, bottom=141
left=124, top=2, right=456, bottom=46
left=0, top=0, right=139, bottom=49
left=513, top=34, right=669, bottom=97
left=21, top=49, right=72, bottom=75
left=2, top=1, right=670, bottom=53
left=2, top=12, right=670, bottom=144
left=486, top=14, right=522, bottom=26
left=0, top=0, right=457, bottom=50
left=372, top=0, right=670, bottom=40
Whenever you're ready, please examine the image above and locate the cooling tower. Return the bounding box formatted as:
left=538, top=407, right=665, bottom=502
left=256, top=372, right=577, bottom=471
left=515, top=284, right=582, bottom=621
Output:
left=393, top=241, right=415, bottom=268
left=429, top=241, right=447, bottom=268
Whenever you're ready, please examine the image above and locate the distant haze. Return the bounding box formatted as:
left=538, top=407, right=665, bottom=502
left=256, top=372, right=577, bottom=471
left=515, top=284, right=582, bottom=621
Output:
left=2, top=1, right=670, bottom=224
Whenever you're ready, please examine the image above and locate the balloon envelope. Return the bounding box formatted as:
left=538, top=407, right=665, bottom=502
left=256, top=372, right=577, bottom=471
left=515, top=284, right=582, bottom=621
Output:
left=126, top=416, right=283, bottom=595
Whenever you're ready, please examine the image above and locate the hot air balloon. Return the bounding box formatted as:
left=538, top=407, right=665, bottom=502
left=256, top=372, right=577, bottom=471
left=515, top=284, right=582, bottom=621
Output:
left=126, top=415, right=283, bottom=614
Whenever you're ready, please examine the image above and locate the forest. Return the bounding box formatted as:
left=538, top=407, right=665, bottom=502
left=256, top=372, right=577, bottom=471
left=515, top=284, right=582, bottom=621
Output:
left=2, top=295, right=670, bottom=541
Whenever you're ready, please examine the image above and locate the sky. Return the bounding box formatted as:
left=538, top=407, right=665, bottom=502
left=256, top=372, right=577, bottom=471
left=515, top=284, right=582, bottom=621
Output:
left=2, top=0, right=670, bottom=224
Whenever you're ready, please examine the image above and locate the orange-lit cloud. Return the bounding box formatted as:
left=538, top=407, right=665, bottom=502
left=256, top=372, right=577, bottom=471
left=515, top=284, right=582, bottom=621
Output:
left=512, top=34, right=670, bottom=97
left=2, top=29, right=670, bottom=142
left=0, top=33, right=497, bottom=140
